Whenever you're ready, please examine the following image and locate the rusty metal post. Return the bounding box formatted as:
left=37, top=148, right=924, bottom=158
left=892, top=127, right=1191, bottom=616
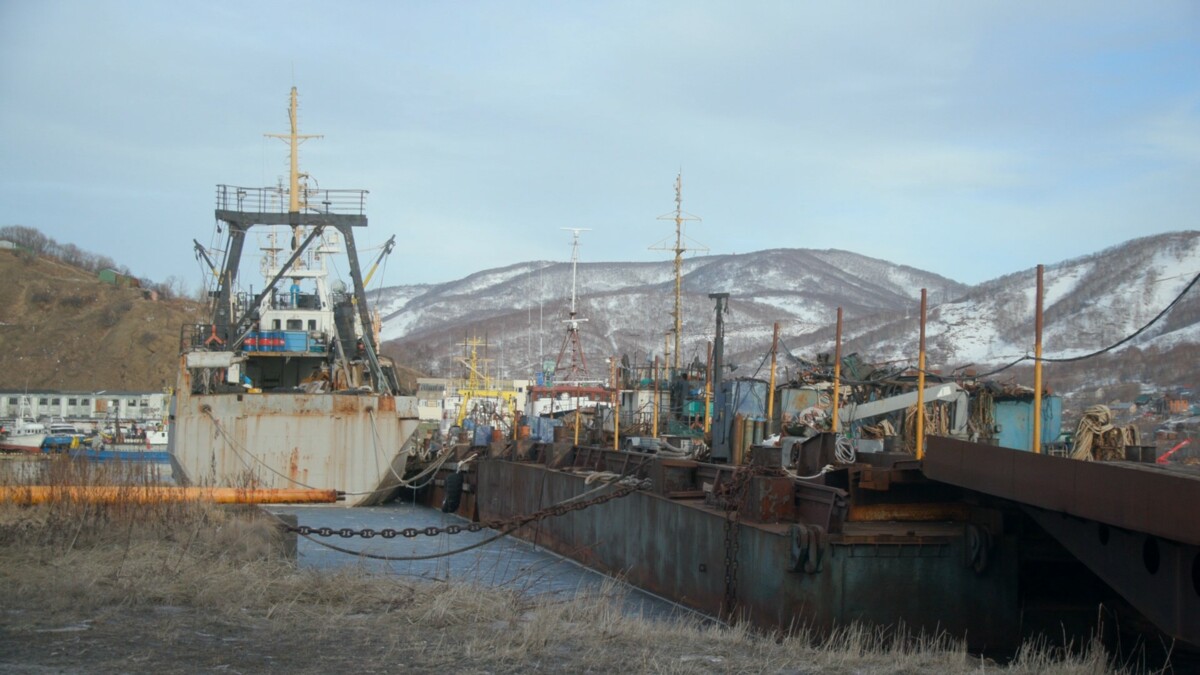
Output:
left=916, top=289, right=927, bottom=460
left=1033, top=264, right=1044, bottom=454
left=767, top=322, right=778, bottom=436
left=832, top=308, right=842, bottom=434
left=612, top=356, right=620, bottom=451
left=512, top=396, right=519, bottom=441
left=652, top=355, right=660, bottom=438
left=704, top=340, right=713, bottom=436
left=664, top=331, right=671, bottom=379
left=573, top=393, right=581, bottom=445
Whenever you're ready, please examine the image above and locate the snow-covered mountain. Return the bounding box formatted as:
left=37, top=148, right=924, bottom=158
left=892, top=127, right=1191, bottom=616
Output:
left=373, top=231, right=1200, bottom=393
left=372, top=248, right=963, bottom=376
left=782, top=232, right=1200, bottom=368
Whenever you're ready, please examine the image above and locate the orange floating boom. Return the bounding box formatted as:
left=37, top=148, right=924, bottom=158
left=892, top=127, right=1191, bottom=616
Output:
left=0, top=486, right=339, bottom=506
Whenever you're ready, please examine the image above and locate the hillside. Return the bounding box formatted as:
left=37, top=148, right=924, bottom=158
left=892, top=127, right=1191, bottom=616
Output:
left=375, top=248, right=967, bottom=377
left=0, top=249, right=204, bottom=391
left=377, top=231, right=1200, bottom=400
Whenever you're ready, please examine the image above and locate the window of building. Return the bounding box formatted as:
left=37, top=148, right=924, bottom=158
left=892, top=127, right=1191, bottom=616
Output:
left=308, top=320, right=317, bottom=330
left=7, top=398, right=16, bottom=405
left=68, top=399, right=77, bottom=406
left=80, top=398, right=89, bottom=405
left=286, top=319, right=302, bottom=330
left=52, top=398, right=60, bottom=405
left=39, top=398, right=48, bottom=405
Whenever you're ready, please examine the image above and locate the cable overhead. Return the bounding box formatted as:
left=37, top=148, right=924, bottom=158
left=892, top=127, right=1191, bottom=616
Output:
left=955, top=269, right=1200, bottom=376
left=1039, top=269, right=1200, bottom=363
left=781, top=269, right=1199, bottom=380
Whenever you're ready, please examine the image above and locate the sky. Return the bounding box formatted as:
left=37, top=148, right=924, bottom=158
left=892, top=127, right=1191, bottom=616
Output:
left=2, top=1, right=1199, bottom=294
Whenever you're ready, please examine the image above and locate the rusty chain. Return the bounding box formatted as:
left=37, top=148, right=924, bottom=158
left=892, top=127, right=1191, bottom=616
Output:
left=718, top=465, right=757, bottom=619
left=289, top=478, right=647, bottom=541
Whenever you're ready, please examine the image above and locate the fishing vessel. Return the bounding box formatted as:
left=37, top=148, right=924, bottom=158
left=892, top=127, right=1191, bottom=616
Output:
left=0, top=397, right=47, bottom=453
left=169, top=88, right=419, bottom=505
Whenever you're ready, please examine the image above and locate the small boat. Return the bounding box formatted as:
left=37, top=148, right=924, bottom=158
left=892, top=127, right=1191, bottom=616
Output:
left=0, top=398, right=46, bottom=453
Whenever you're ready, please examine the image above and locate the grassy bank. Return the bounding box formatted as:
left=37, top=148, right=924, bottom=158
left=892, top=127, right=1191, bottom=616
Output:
left=0, top=461, right=1121, bottom=673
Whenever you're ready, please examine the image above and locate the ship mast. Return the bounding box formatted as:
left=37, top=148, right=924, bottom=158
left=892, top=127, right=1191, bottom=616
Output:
left=265, top=87, right=323, bottom=244
left=651, top=172, right=706, bottom=371
left=553, top=228, right=591, bottom=383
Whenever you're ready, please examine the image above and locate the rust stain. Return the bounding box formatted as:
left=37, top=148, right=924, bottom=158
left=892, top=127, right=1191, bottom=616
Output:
left=333, top=395, right=360, bottom=416
left=289, top=447, right=300, bottom=480
left=379, top=395, right=396, bottom=412
left=847, top=502, right=970, bottom=522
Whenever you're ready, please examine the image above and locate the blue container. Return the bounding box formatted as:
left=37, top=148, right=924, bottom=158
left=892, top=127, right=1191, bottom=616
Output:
left=473, top=424, right=493, bottom=447
left=995, top=396, right=1062, bottom=452
left=531, top=416, right=557, bottom=443
left=244, top=331, right=257, bottom=352
left=270, top=330, right=284, bottom=352
left=284, top=331, right=307, bottom=352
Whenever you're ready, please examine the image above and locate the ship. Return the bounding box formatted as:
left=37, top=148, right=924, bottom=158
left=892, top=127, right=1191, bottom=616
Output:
left=409, top=286, right=1200, bottom=654
left=0, top=396, right=47, bottom=453
left=168, top=88, right=420, bottom=506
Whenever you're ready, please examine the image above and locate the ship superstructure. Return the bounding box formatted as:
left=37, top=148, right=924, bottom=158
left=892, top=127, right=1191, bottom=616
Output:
left=169, top=88, right=419, bottom=505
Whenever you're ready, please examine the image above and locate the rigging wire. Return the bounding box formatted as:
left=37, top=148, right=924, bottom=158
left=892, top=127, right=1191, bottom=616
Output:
left=959, top=268, right=1200, bottom=377
left=1039, top=269, right=1200, bottom=363
left=780, top=269, right=1200, bottom=380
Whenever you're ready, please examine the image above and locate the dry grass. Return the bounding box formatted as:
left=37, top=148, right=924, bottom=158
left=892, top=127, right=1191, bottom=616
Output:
left=0, top=458, right=1127, bottom=673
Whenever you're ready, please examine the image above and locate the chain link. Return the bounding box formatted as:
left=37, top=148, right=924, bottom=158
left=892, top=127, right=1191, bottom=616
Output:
left=718, top=465, right=759, bottom=619
left=289, top=479, right=646, bottom=540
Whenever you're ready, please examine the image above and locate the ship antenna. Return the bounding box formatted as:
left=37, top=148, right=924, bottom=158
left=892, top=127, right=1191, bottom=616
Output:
left=553, top=228, right=591, bottom=383
left=265, top=87, right=323, bottom=245
left=650, top=171, right=707, bottom=372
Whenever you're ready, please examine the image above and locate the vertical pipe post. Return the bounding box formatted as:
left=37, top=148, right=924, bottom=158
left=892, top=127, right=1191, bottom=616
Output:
left=832, top=307, right=843, bottom=434
left=767, top=322, right=779, bottom=436
left=612, top=356, right=620, bottom=451
left=916, top=289, right=927, bottom=460
left=708, top=293, right=730, bottom=461
left=1033, top=264, right=1045, bottom=454
left=664, top=332, right=671, bottom=379
left=704, top=341, right=713, bottom=436
left=573, top=394, right=581, bottom=446
left=652, top=355, right=660, bottom=439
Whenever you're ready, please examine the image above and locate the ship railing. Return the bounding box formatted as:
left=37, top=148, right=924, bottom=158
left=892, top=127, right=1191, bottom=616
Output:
left=181, top=323, right=233, bottom=354
left=215, top=185, right=368, bottom=216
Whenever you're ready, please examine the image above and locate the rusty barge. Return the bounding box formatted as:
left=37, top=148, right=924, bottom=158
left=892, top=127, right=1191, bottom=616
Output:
left=417, top=288, right=1199, bottom=651
left=426, top=429, right=1199, bottom=652
left=169, top=88, right=419, bottom=506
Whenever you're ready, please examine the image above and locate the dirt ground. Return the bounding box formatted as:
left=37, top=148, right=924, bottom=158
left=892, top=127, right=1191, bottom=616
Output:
left=0, top=500, right=1118, bottom=674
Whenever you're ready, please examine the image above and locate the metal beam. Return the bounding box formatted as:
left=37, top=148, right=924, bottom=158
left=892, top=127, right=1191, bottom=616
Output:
left=840, top=383, right=968, bottom=437
left=924, top=436, right=1200, bottom=547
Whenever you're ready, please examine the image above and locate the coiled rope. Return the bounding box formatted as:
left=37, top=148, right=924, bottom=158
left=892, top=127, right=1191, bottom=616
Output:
left=1071, top=405, right=1141, bottom=461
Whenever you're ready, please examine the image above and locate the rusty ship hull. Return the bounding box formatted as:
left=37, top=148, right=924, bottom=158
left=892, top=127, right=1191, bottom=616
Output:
left=428, top=436, right=1200, bottom=652
left=473, top=457, right=1019, bottom=645
left=170, top=387, right=420, bottom=507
